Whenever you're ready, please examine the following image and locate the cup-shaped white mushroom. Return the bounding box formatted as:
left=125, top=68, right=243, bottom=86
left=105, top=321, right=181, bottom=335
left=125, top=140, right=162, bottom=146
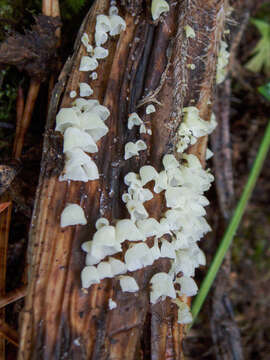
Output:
left=139, top=165, right=158, bottom=186
left=92, top=104, right=110, bottom=121
left=206, top=148, right=214, bottom=160
left=124, top=142, right=139, bottom=160
left=166, top=167, right=184, bottom=186
left=97, top=261, right=113, bottom=280
left=136, top=218, right=163, bottom=238
left=96, top=14, right=111, bottom=33
left=128, top=184, right=153, bottom=202
left=55, top=108, right=80, bottom=133
left=81, top=266, right=100, bottom=288
left=146, top=104, right=156, bottom=114
left=91, top=225, right=122, bottom=259
left=165, top=186, right=191, bottom=209
left=127, top=112, right=143, bottom=130
left=108, top=257, right=127, bottom=276
left=63, top=127, right=98, bottom=154
left=184, top=25, right=196, bottom=39
left=95, top=217, right=109, bottom=230
left=109, top=5, right=118, bottom=16
left=153, top=170, right=168, bottom=193
left=160, top=239, right=176, bottom=259
left=150, top=272, right=176, bottom=304
left=79, top=83, right=93, bottom=97
left=173, top=249, right=196, bottom=277
left=73, top=98, right=99, bottom=112
left=79, top=56, right=98, bottom=72
left=151, top=0, right=170, bottom=21
left=119, top=275, right=139, bottom=292
left=85, top=252, right=102, bottom=266
left=95, top=30, right=108, bottom=46
left=109, top=15, right=126, bottom=36
left=93, top=46, right=109, bottom=59
left=79, top=112, right=109, bottom=142
left=124, top=172, right=141, bottom=187
left=81, top=33, right=89, bottom=47
left=60, top=203, right=87, bottom=227
left=140, top=124, right=147, bottom=134
left=175, top=276, right=198, bottom=296
left=115, top=219, right=145, bottom=243
left=125, top=243, right=154, bottom=271
left=60, top=148, right=99, bottom=182
left=126, top=200, right=148, bottom=222
left=162, top=154, right=179, bottom=170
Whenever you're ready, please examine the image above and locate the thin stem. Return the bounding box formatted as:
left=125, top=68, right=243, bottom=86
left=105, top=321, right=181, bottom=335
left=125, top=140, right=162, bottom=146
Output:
left=190, top=120, right=270, bottom=328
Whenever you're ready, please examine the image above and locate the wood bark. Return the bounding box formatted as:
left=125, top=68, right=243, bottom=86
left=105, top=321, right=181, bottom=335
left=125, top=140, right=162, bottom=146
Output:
left=18, top=1, right=228, bottom=359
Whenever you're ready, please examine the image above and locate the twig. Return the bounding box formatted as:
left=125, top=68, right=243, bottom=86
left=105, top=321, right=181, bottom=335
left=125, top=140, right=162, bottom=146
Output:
left=0, top=321, right=19, bottom=347
left=12, top=86, right=25, bottom=158
left=0, top=286, right=27, bottom=310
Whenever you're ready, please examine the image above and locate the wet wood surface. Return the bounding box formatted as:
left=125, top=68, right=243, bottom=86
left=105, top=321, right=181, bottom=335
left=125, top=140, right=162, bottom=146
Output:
left=18, top=1, right=227, bottom=359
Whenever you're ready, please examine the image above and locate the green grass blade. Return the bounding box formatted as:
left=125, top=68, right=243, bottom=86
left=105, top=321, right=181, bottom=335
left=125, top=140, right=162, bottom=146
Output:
left=190, top=120, right=270, bottom=328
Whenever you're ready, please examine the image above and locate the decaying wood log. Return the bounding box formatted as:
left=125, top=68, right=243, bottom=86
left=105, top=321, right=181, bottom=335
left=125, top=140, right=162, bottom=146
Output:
left=18, top=1, right=229, bottom=359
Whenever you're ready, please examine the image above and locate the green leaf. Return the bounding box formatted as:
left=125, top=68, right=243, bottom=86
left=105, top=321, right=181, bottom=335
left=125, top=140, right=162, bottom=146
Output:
left=258, top=82, right=270, bottom=101
left=245, top=18, right=270, bottom=76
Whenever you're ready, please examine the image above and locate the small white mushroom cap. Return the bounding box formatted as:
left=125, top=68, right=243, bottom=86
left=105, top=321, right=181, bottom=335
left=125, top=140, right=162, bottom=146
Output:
left=93, top=46, right=109, bottom=59
left=96, top=14, right=111, bottom=33
left=160, top=239, right=176, bottom=259
left=63, top=127, right=98, bottom=154
left=162, top=154, right=179, bottom=170
left=165, top=187, right=191, bottom=209
left=73, top=98, right=99, bottom=112
left=81, top=266, right=100, bottom=288
left=85, top=252, right=101, bottom=266
left=125, top=243, right=154, bottom=271
left=126, top=200, right=148, bottom=222
left=136, top=140, right=147, bottom=151
left=139, top=166, right=158, bottom=186
left=60, top=148, right=99, bottom=182
left=136, top=218, right=163, bottom=238
left=79, top=56, right=99, bottom=72
left=140, top=124, right=147, bottom=134
left=124, top=172, right=141, bottom=186
left=146, top=104, right=156, bottom=114
left=115, top=219, right=145, bottom=243
left=109, top=298, right=117, bottom=309
left=79, top=112, right=109, bottom=141
left=79, top=83, right=93, bottom=97
left=95, top=217, right=109, bottom=230
left=128, top=113, right=143, bottom=130
left=81, top=33, right=89, bottom=47
left=60, top=203, right=87, bottom=227
left=97, top=261, right=113, bottom=279
left=173, top=250, right=196, bottom=277
left=128, top=184, right=153, bottom=202
left=153, top=170, right=168, bottom=193
left=184, top=25, right=196, bottom=39
left=109, top=5, right=118, bottom=16
left=119, top=276, right=139, bottom=293
left=87, top=44, right=93, bottom=53
left=151, top=0, right=170, bottom=21
left=90, top=72, right=98, bottom=80
left=124, top=142, right=138, bottom=160
left=109, top=15, right=126, bottom=36
left=92, top=226, right=121, bottom=256
left=92, top=105, right=110, bottom=121
left=108, top=257, right=127, bottom=275
left=69, top=90, right=77, bottom=98
left=55, top=108, right=80, bottom=133
left=175, top=276, right=198, bottom=296
left=95, top=30, right=108, bottom=46
left=150, top=272, right=176, bottom=304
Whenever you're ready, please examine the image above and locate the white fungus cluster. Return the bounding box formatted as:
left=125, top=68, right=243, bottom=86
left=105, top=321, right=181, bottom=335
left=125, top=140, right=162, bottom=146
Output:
left=81, top=150, right=214, bottom=323
left=58, top=6, right=126, bottom=221
left=216, top=40, right=230, bottom=84
left=58, top=4, right=216, bottom=325
left=177, top=108, right=217, bottom=153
